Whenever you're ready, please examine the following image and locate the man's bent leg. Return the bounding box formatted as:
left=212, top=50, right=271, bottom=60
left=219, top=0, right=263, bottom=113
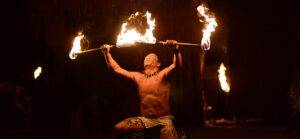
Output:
left=114, top=117, right=146, bottom=133
left=160, top=124, right=178, bottom=139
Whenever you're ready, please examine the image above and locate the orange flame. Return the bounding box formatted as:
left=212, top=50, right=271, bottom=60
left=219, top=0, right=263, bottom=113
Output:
left=116, top=11, right=156, bottom=47
left=218, top=63, right=230, bottom=93
left=69, top=33, right=84, bottom=59
left=34, top=66, right=42, bottom=79
left=197, top=5, right=218, bottom=50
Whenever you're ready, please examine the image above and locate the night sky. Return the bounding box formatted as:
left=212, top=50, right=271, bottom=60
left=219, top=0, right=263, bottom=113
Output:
left=0, top=0, right=299, bottom=135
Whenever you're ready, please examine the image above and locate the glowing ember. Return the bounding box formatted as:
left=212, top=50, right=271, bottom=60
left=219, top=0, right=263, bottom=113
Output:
left=34, top=66, right=42, bottom=79
left=69, top=33, right=84, bottom=59
left=197, top=4, right=218, bottom=51
left=116, top=11, right=156, bottom=47
left=218, top=63, right=230, bottom=93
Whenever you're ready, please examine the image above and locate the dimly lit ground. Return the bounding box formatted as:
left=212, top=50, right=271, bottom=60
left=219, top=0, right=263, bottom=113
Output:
left=1, top=125, right=300, bottom=139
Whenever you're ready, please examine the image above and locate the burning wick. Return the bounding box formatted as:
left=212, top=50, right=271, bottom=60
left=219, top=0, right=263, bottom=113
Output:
left=218, top=63, right=230, bottom=93
left=197, top=4, right=218, bottom=51
left=34, top=66, right=42, bottom=79
left=116, top=11, right=156, bottom=47
left=69, top=33, right=84, bottom=59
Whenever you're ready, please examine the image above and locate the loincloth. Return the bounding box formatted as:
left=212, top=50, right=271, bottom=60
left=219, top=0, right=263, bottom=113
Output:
left=137, top=115, right=178, bottom=139
left=137, top=115, right=174, bottom=128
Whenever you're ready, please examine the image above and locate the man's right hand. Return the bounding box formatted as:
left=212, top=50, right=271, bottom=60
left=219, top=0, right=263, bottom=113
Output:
left=101, top=44, right=111, bottom=54
left=161, top=40, right=179, bottom=53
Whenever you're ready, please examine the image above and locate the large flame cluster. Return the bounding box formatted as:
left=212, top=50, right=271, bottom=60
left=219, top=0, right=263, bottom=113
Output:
left=218, top=63, right=230, bottom=93
left=197, top=5, right=218, bottom=51
left=69, top=5, right=218, bottom=60
left=116, top=11, right=156, bottom=47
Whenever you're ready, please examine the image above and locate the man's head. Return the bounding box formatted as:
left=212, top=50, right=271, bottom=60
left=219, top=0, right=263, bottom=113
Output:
left=144, top=53, right=161, bottom=68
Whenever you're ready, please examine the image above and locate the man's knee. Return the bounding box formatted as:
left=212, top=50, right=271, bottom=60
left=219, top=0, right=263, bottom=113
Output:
left=114, top=122, right=127, bottom=134
left=114, top=117, right=145, bottom=133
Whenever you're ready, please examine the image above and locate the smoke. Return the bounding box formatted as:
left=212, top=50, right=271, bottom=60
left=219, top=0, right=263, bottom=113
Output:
left=125, top=12, right=148, bottom=35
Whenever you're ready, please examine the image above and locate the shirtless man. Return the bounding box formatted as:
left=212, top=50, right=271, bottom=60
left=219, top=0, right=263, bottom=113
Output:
left=101, top=40, right=182, bottom=139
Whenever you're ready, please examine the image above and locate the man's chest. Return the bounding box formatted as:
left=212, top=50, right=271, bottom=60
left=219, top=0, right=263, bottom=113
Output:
left=136, top=77, right=170, bottom=94
left=136, top=75, right=163, bottom=88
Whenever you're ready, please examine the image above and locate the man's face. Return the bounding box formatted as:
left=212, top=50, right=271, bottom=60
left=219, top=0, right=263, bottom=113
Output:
left=144, top=53, right=160, bottom=68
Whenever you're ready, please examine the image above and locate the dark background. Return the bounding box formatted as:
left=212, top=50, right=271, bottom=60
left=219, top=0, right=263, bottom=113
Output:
left=0, top=0, right=299, bottom=136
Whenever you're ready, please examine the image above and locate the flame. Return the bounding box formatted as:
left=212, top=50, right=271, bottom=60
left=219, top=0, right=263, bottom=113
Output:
left=34, top=66, right=42, bottom=79
left=69, top=33, right=84, bottom=59
left=197, top=5, right=218, bottom=50
left=218, top=63, right=230, bottom=93
left=116, top=11, right=156, bottom=47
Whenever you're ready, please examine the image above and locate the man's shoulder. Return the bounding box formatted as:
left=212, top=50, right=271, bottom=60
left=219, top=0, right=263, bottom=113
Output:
left=131, top=71, right=144, bottom=75
left=130, top=71, right=144, bottom=78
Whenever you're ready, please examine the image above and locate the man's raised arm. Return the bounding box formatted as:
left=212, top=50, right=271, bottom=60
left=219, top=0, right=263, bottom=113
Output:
left=161, top=40, right=182, bottom=76
left=101, top=45, right=137, bottom=80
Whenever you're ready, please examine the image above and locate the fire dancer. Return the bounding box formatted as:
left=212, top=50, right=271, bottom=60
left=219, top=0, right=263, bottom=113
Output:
left=101, top=40, right=182, bottom=139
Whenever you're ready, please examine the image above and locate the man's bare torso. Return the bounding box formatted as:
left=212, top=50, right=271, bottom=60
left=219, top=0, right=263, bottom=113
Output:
left=134, top=71, right=171, bottom=118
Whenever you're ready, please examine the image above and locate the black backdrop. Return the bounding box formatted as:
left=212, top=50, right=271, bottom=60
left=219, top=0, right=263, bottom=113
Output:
left=0, top=0, right=299, bottom=134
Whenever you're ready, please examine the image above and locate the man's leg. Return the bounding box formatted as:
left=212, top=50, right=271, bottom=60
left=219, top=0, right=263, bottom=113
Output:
left=160, top=124, right=178, bottom=139
left=114, top=117, right=146, bottom=134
